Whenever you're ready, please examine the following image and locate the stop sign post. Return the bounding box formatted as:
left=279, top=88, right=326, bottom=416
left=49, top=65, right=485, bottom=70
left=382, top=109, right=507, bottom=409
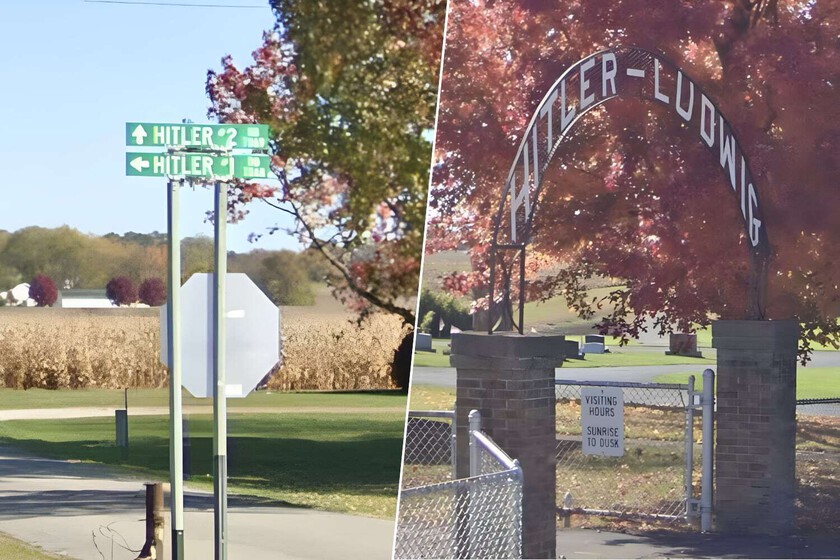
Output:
left=160, top=273, right=282, bottom=399
left=128, top=121, right=270, bottom=560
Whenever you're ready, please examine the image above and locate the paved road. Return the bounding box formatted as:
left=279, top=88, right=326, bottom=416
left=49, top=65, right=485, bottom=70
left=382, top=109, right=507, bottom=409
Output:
left=0, top=446, right=395, bottom=560
left=557, top=528, right=840, bottom=558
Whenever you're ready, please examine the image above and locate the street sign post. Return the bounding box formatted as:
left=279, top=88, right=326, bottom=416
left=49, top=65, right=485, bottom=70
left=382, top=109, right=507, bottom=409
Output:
left=126, top=152, right=271, bottom=179
left=165, top=179, right=185, bottom=560
left=126, top=122, right=270, bottom=150
left=213, top=183, right=228, bottom=560
left=127, top=120, right=271, bottom=560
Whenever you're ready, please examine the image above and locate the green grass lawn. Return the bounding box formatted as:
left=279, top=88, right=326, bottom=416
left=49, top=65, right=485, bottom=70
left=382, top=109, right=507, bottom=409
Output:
left=411, top=365, right=840, bottom=411
left=0, top=387, right=405, bottom=411
left=524, top=286, right=626, bottom=333
left=0, top=533, right=61, bottom=560
left=413, top=339, right=453, bottom=368
left=0, top=406, right=406, bottom=518
left=654, top=366, right=840, bottom=399
left=413, top=338, right=714, bottom=368
left=562, top=351, right=714, bottom=368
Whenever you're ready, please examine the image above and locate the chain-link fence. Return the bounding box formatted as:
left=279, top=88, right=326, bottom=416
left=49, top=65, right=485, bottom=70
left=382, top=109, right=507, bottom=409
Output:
left=555, top=380, right=700, bottom=523
left=402, top=410, right=456, bottom=489
left=395, top=411, right=523, bottom=559
left=796, top=398, right=840, bottom=533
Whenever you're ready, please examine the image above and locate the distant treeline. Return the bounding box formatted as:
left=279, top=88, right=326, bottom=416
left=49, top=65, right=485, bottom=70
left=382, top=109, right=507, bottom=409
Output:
left=0, top=227, right=329, bottom=306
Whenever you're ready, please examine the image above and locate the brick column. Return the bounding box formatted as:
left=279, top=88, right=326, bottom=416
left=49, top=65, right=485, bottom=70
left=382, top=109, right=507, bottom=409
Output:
left=712, top=320, right=799, bottom=534
left=450, top=332, right=565, bottom=559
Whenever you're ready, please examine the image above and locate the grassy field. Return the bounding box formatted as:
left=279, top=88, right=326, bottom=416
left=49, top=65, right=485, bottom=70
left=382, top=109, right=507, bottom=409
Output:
left=0, top=532, right=60, bottom=560
left=0, top=405, right=406, bottom=518
left=0, top=387, right=405, bottom=410
left=523, top=286, right=625, bottom=334
left=408, top=367, right=840, bottom=412
left=419, top=251, right=473, bottom=294
left=563, top=352, right=714, bottom=368
left=408, top=385, right=455, bottom=411
left=413, top=338, right=713, bottom=368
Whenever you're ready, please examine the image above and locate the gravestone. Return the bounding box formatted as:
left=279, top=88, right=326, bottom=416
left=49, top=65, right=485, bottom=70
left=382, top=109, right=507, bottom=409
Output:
left=666, top=333, right=703, bottom=358
left=582, top=342, right=606, bottom=354
left=415, top=332, right=434, bottom=352
left=564, top=339, right=582, bottom=359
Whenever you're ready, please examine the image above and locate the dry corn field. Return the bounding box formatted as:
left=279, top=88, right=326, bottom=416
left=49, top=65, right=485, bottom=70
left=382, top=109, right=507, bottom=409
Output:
left=0, top=309, right=166, bottom=389
left=271, top=307, right=407, bottom=391
left=0, top=307, right=406, bottom=391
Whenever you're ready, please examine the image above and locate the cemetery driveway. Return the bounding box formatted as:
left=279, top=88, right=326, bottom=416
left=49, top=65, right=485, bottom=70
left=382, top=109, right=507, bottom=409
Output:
left=0, top=446, right=395, bottom=560
left=558, top=527, right=840, bottom=558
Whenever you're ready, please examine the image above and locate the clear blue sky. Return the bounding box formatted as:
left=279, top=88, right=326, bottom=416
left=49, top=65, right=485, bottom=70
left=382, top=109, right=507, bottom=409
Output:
left=0, top=0, right=300, bottom=253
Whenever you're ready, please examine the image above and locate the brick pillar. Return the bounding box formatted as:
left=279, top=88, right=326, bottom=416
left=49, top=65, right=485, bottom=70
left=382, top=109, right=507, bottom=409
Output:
left=712, top=320, right=798, bottom=534
left=450, top=332, right=565, bottom=559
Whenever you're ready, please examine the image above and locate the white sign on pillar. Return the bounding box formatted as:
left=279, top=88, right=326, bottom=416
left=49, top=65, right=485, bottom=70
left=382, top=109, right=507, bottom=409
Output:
left=581, top=386, right=625, bottom=456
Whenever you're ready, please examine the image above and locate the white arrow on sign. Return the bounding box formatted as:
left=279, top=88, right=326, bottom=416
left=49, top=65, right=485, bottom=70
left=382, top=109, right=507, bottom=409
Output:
left=132, top=124, right=148, bottom=145
left=130, top=156, right=150, bottom=173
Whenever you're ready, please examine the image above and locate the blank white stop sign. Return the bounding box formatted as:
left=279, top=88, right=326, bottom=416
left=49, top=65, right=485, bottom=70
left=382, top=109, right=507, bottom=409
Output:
left=160, top=273, right=282, bottom=398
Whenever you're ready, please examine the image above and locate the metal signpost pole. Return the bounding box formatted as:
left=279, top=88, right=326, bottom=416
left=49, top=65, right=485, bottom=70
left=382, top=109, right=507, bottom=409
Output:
left=129, top=122, right=271, bottom=560
left=213, top=181, right=229, bottom=560
left=167, top=179, right=186, bottom=559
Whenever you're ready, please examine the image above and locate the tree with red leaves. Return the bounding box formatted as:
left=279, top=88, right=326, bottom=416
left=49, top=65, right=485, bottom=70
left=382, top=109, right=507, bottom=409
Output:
left=205, top=0, right=444, bottom=328
left=29, top=274, right=57, bottom=307
left=206, top=0, right=445, bottom=389
left=429, top=0, right=840, bottom=360
left=138, top=277, right=167, bottom=307
left=106, top=276, right=138, bottom=307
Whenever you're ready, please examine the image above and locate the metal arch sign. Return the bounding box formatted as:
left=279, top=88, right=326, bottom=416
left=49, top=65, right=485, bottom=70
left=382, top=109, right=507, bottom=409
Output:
left=489, top=46, right=770, bottom=329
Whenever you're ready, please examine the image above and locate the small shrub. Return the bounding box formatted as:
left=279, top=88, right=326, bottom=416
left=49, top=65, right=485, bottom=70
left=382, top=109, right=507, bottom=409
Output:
left=419, top=311, right=435, bottom=333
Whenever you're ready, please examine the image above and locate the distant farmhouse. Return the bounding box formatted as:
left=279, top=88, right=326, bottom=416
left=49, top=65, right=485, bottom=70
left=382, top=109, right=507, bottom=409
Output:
left=0, top=283, right=36, bottom=307
left=56, top=289, right=116, bottom=309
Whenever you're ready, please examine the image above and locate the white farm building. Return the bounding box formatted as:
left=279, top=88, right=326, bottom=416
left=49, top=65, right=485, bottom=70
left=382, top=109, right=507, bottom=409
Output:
left=0, top=283, right=36, bottom=307
left=56, top=289, right=116, bottom=309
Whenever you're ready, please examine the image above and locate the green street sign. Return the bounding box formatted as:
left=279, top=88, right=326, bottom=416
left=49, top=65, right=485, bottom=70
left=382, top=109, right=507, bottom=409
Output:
left=126, top=152, right=272, bottom=179
left=126, top=122, right=270, bottom=150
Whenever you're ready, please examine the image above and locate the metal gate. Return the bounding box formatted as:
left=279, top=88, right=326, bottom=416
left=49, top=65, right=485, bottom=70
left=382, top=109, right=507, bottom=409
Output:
left=555, top=372, right=714, bottom=529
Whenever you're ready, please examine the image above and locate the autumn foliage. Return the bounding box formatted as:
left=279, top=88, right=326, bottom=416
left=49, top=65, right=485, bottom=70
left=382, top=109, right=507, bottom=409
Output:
left=138, top=277, right=167, bottom=307
left=106, top=276, right=138, bottom=307
left=205, top=0, right=445, bottom=327
left=28, top=274, right=57, bottom=307
left=429, top=0, right=840, bottom=357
